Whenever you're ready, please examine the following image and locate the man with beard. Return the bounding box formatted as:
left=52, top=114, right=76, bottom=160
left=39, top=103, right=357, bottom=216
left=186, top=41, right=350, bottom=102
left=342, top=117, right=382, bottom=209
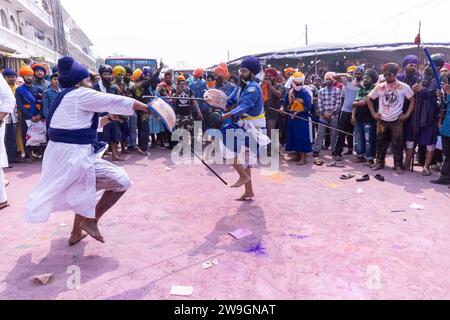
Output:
left=189, top=68, right=208, bottom=127
left=406, top=66, right=440, bottom=176
left=131, top=62, right=164, bottom=154
left=312, top=72, right=341, bottom=164
left=351, top=69, right=379, bottom=166
left=124, top=66, right=138, bottom=151
left=112, top=66, right=131, bottom=154
left=332, top=66, right=364, bottom=161
left=172, top=75, right=203, bottom=149
left=262, top=67, right=284, bottom=156
left=2, top=69, right=20, bottom=165
left=31, top=63, right=50, bottom=91
left=212, top=56, right=270, bottom=201
left=27, top=56, right=156, bottom=245
left=15, top=65, right=44, bottom=163
left=368, top=63, right=415, bottom=174
left=0, top=65, right=16, bottom=209
left=93, top=65, right=124, bottom=161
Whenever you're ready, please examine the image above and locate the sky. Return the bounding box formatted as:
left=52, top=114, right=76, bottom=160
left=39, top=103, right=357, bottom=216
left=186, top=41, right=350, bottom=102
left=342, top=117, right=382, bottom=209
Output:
left=61, top=0, right=449, bottom=69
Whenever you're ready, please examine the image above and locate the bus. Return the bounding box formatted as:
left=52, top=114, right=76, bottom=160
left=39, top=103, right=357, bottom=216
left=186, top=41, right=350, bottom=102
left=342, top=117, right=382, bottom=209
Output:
left=104, top=57, right=158, bottom=72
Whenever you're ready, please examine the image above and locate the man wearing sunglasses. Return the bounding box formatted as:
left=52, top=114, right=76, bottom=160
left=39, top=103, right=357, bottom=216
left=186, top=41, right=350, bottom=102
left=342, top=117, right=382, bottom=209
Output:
left=367, top=63, right=415, bottom=174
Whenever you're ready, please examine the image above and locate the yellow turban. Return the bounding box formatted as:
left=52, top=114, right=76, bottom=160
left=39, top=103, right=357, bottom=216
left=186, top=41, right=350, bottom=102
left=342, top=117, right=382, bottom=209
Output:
left=113, top=66, right=126, bottom=78
left=347, top=66, right=357, bottom=73
left=292, top=72, right=305, bottom=83
left=132, top=69, right=143, bottom=82
left=177, top=75, right=186, bottom=83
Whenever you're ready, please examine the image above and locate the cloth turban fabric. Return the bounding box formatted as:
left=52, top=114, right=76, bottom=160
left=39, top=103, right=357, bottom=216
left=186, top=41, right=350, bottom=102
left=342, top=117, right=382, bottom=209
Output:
left=113, top=66, right=126, bottom=77
left=58, top=56, right=90, bottom=88
left=402, top=55, right=419, bottom=68
left=284, top=68, right=295, bottom=77
left=364, top=69, right=379, bottom=83
left=347, top=66, right=357, bottom=73
left=132, top=69, right=143, bottom=82
left=442, top=63, right=450, bottom=72
left=431, top=53, right=445, bottom=69
left=264, top=68, right=278, bottom=79
left=214, top=63, right=230, bottom=80
left=241, top=56, right=261, bottom=76
left=99, top=65, right=113, bottom=75
left=19, top=66, right=34, bottom=77
left=193, top=68, right=204, bottom=78
left=383, top=63, right=400, bottom=75
left=3, top=68, right=17, bottom=77
left=32, top=63, right=48, bottom=74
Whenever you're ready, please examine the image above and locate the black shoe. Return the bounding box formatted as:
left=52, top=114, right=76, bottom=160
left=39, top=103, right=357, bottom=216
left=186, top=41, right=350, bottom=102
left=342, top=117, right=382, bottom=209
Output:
left=430, top=179, right=450, bottom=186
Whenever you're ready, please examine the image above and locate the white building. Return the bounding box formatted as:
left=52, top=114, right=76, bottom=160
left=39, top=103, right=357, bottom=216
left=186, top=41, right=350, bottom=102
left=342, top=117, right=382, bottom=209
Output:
left=0, top=0, right=95, bottom=70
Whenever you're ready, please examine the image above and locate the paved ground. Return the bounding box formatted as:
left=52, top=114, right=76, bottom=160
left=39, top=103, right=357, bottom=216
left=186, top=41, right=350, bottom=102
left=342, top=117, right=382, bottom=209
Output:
left=0, top=149, right=449, bottom=300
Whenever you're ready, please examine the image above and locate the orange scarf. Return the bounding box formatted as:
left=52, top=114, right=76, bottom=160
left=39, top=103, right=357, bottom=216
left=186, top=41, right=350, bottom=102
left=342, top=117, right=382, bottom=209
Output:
left=262, top=83, right=269, bottom=103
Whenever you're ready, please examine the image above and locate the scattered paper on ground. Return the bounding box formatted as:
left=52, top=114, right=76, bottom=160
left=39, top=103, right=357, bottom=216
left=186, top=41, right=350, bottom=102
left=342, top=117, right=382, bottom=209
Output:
left=59, top=223, right=67, bottom=227
left=34, top=273, right=53, bottom=285
left=416, top=195, right=427, bottom=200
left=170, top=286, right=194, bottom=296
left=230, top=228, right=253, bottom=240
left=202, top=259, right=219, bottom=270
left=410, top=203, right=424, bottom=210
left=357, top=188, right=364, bottom=194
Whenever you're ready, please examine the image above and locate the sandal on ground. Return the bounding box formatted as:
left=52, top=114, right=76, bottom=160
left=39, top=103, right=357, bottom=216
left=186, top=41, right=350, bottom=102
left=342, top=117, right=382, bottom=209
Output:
left=340, top=173, right=355, bottom=180
left=374, top=174, right=385, bottom=182
left=356, top=174, right=370, bottom=182
left=314, top=158, right=325, bottom=166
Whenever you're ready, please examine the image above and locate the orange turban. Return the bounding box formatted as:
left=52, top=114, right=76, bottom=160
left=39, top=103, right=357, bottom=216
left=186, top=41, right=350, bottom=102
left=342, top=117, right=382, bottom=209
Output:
left=347, top=66, right=357, bottom=73
left=284, top=67, right=296, bottom=77
left=214, top=63, right=230, bottom=80
left=19, top=65, right=34, bottom=77
left=132, top=68, right=143, bottom=82
left=177, top=75, right=186, bottom=83
left=193, top=68, right=204, bottom=78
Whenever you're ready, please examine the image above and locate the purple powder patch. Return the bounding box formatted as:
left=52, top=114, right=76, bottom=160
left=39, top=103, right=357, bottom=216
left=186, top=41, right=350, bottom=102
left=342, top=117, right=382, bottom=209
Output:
left=289, top=234, right=310, bottom=240
left=245, top=243, right=267, bottom=256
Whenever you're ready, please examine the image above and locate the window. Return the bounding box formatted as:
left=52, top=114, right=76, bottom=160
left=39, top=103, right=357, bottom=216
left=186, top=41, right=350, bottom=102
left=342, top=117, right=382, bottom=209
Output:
left=46, top=37, right=53, bottom=50
left=10, top=16, right=18, bottom=33
left=1, top=9, right=9, bottom=29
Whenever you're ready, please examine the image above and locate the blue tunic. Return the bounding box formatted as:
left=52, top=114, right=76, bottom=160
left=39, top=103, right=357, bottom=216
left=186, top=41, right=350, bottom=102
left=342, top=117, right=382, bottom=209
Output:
left=220, top=81, right=265, bottom=155
left=284, top=89, right=313, bottom=153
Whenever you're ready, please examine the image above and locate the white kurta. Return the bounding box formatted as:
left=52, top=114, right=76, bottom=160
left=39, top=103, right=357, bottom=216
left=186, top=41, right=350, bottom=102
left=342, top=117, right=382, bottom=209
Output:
left=27, top=87, right=135, bottom=223
left=0, top=75, right=16, bottom=203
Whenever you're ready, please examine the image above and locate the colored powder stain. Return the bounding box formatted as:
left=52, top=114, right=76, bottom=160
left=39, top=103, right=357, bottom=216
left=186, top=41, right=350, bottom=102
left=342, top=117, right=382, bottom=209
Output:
left=269, top=172, right=288, bottom=182
left=328, top=183, right=339, bottom=190
left=245, top=243, right=267, bottom=256
left=289, top=234, right=310, bottom=240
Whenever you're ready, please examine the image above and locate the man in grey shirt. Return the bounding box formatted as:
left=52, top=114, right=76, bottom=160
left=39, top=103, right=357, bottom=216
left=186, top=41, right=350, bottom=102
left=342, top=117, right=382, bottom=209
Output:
left=333, top=66, right=364, bottom=160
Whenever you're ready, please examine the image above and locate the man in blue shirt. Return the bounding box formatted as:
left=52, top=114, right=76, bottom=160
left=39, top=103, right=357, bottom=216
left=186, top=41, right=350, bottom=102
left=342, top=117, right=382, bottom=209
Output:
left=219, top=56, right=269, bottom=201
left=431, top=85, right=450, bottom=187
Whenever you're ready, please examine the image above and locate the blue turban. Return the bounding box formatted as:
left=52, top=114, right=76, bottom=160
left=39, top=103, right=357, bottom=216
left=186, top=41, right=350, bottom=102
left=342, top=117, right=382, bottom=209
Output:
left=98, top=65, right=113, bottom=75
left=241, top=56, right=261, bottom=75
left=355, top=66, right=365, bottom=74
left=143, top=68, right=153, bottom=78
left=58, top=56, right=90, bottom=88
left=2, top=68, right=17, bottom=77
left=403, top=55, right=418, bottom=68
left=52, top=65, right=59, bottom=74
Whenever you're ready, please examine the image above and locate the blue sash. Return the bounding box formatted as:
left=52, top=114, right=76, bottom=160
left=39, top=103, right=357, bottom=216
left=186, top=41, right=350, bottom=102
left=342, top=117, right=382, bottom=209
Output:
left=47, top=87, right=106, bottom=154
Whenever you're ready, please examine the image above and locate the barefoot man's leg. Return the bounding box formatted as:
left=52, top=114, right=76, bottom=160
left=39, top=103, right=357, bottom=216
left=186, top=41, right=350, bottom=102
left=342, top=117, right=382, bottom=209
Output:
left=231, top=161, right=251, bottom=188
left=237, top=166, right=255, bottom=201
left=79, top=190, right=126, bottom=243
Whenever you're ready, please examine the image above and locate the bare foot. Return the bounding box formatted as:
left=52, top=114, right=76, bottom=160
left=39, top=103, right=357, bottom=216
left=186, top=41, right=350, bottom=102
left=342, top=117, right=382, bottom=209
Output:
left=285, top=155, right=300, bottom=162
left=80, top=220, right=105, bottom=243
left=297, top=160, right=307, bottom=166
left=68, top=232, right=88, bottom=246
left=231, top=174, right=251, bottom=188
left=0, top=202, right=10, bottom=210
left=112, top=157, right=126, bottom=162
left=235, top=192, right=255, bottom=201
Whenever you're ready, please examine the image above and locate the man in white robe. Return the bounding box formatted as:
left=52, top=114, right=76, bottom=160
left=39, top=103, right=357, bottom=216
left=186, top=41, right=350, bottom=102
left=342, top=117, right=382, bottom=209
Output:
left=27, top=57, right=154, bottom=245
left=0, top=67, right=16, bottom=209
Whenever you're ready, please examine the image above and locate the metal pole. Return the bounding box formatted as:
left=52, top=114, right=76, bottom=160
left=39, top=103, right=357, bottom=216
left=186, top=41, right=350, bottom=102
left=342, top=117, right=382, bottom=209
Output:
left=305, top=25, right=309, bottom=46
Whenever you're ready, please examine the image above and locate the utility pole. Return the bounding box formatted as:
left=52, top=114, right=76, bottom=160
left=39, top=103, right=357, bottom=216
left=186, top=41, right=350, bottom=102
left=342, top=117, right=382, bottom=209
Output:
left=305, top=24, right=309, bottom=46
left=227, top=50, right=230, bottom=62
